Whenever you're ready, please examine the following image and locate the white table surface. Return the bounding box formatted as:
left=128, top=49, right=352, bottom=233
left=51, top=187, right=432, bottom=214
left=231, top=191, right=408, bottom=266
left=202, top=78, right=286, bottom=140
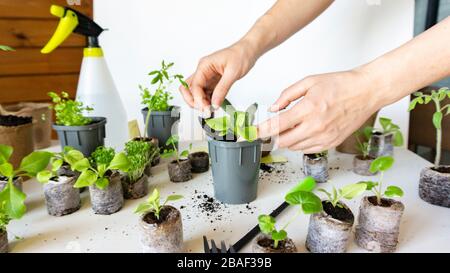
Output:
left=7, top=143, right=450, bottom=253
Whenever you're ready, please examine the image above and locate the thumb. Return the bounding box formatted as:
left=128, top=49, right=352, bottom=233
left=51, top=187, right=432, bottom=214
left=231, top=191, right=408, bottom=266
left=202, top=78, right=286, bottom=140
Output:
left=269, top=77, right=313, bottom=112
left=211, top=68, right=237, bottom=109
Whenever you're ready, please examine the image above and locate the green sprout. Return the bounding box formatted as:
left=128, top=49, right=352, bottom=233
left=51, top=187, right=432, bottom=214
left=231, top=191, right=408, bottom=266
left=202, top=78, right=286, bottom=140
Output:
left=134, top=188, right=183, bottom=220
left=48, top=91, right=93, bottom=126
left=160, top=135, right=189, bottom=164
left=355, top=126, right=373, bottom=158
left=318, top=183, right=367, bottom=208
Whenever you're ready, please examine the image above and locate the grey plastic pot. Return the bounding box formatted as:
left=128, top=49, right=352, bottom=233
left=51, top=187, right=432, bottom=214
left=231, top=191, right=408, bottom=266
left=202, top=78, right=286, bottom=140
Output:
left=0, top=230, right=7, bottom=253
left=368, top=131, right=394, bottom=158
left=89, top=172, right=124, bottom=215
left=353, top=155, right=378, bottom=176
left=0, top=176, right=23, bottom=192
left=355, top=196, right=404, bottom=253
left=141, top=106, right=180, bottom=148
left=303, top=154, right=329, bottom=183
left=306, top=201, right=354, bottom=253
left=53, top=117, right=106, bottom=157
left=139, top=205, right=183, bottom=253
left=121, top=173, right=149, bottom=199
left=188, top=152, right=209, bottom=173
left=252, top=234, right=297, bottom=253
left=419, top=166, right=450, bottom=208
left=43, top=176, right=81, bottom=216
left=208, top=138, right=262, bottom=204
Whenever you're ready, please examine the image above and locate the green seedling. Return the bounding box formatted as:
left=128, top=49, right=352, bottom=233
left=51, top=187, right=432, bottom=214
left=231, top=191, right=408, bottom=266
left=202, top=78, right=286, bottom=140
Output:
left=36, top=147, right=86, bottom=183
left=358, top=156, right=404, bottom=206
left=161, top=135, right=189, bottom=164
left=409, top=87, right=450, bottom=167
left=134, top=188, right=183, bottom=220
left=124, top=140, right=154, bottom=182
left=355, top=126, right=373, bottom=158
left=318, top=183, right=367, bottom=208
left=0, top=145, right=52, bottom=219
left=48, top=91, right=93, bottom=126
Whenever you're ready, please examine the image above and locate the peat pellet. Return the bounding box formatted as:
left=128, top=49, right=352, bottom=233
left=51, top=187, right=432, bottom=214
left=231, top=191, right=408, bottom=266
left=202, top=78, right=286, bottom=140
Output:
left=252, top=235, right=297, bottom=253
left=168, top=159, right=192, bottom=182
left=419, top=166, right=450, bottom=208
left=188, top=152, right=209, bottom=173
left=121, top=174, right=149, bottom=199
left=89, top=172, right=124, bottom=215
left=303, top=154, right=329, bottom=183
left=43, top=176, right=81, bottom=216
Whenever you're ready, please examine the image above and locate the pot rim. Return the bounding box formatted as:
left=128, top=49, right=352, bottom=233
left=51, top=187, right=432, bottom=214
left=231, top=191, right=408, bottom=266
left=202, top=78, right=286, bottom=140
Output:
left=139, top=205, right=180, bottom=228
left=208, top=138, right=262, bottom=148
left=46, top=175, right=76, bottom=185
left=315, top=201, right=354, bottom=227
left=422, top=165, right=450, bottom=177
left=52, top=116, right=106, bottom=130
left=363, top=196, right=405, bottom=211
left=141, top=106, right=180, bottom=116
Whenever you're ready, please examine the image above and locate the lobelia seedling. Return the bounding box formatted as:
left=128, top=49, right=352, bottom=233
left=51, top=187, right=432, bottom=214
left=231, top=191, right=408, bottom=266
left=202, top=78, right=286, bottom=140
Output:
left=318, top=183, right=367, bottom=208
left=48, top=91, right=93, bottom=126
left=0, top=144, right=52, bottom=219
left=72, top=146, right=131, bottom=190
left=140, top=60, right=188, bottom=138
left=409, top=87, right=450, bottom=167
left=358, top=156, right=404, bottom=206
left=134, top=188, right=183, bottom=220
left=124, top=140, right=154, bottom=182
left=161, top=135, right=189, bottom=164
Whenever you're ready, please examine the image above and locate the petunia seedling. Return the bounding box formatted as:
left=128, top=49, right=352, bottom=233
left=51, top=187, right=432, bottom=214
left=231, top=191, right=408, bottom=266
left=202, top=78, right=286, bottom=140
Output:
left=358, top=156, right=404, bottom=206
left=161, top=135, right=189, bottom=164
left=134, top=188, right=183, bottom=220
left=257, top=215, right=287, bottom=249
left=36, top=146, right=84, bottom=183
left=318, top=183, right=367, bottom=208
left=48, top=91, right=93, bottom=126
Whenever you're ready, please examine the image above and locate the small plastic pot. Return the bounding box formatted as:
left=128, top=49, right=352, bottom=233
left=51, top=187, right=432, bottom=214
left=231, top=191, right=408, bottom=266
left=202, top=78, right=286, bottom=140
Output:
left=355, top=196, right=404, bottom=253
left=89, top=172, right=124, bottom=215
left=252, top=234, right=297, bottom=253
left=43, top=176, right=81, bottom=216
left=188, top=152, right=209, bottom=173
left=121, top=174, right=149, bottom=199
left=419, top=166, right=450, bottom=208
left=208, top=138, right=262, bottom=204
left=138, top=205, right=183, bottom=253
left=0, top=230, right=7, bottom=253
left=0, top=176, right=23, bottom=192
left=141, top=106, right=180, bottom=148
left=0, top=115, right=33, bottom=168
left=168, top=159, right=192, bottom=182
left=53, top=117, right=106, bottom=157
left=303, top=154, right=329, bottom=183
left=368, top=131, right=394, bottom=158
left=353, top=155, right=377, bottom=176
left=306, top=201, right=354, bottom=253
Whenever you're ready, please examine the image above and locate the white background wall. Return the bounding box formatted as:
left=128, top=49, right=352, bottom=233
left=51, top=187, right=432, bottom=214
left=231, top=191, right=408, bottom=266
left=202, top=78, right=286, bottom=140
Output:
left=94, top=0, right=415, bottom=144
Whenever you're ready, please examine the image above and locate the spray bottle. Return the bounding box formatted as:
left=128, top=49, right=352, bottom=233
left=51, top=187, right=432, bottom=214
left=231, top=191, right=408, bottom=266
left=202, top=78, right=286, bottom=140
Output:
left=42, top=5, right=128, bottom=150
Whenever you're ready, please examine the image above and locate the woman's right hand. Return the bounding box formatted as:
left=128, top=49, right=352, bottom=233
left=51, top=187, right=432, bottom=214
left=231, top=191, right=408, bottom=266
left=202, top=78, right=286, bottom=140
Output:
left=179, top=40, right=258, bottom=113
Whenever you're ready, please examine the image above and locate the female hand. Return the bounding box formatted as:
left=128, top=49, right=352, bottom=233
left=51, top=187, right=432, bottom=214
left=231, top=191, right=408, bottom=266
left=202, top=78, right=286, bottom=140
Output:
left=257, top=69, right=383, bottom=154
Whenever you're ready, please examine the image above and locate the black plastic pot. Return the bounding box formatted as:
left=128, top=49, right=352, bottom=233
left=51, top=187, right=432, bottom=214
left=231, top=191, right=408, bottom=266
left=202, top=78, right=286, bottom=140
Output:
left=353, top=155, right=377, bottom=176
left=188, top=152, right=209, bottom=173
left=303, top=154, right=329, bottom=183
left=141, top=106, right=180, bottom=148
left=138, top=205, right=183, bottom=253
left=52, top=117, right=106, bottom=157
left=208, top=138, right=262, bottom=204
left=368, top=131, right=394, bottom=158
left=419, top=166, right=450, bottom=208
left=43, top=176, right=81, bottom=216
left=0, top=230, right=7, bottom=253
left=306, top=201, right=354, bottom=253
left=89, top=172, right=124, bottom=215
left=121, top=174, right=149, bottom=199
left=355, top=196, right=404, bottom=253
left=168, top=159, right=192, bottom=182
left=0, top=176, right=23, bottom=192
left=252, top=234, right=297, bottom=253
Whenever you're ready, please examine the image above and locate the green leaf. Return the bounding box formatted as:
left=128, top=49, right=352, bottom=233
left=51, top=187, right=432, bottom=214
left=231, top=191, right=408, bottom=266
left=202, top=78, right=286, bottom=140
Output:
left=161, top=150, right=176, bottom=158
left=64, top=149, right=85, bottom=166
left=0, top=145, right=13, bottom=164
left=340, top=183, right=367, bottom=200
left=288, top=176, right=316, bottom=194
left=205, top=117, right=230, bottom=132
left=379, top=117, right=391, bottom=132
left=271, top=229, right=287, bottom=242
left=95, top=177, right=109, bottom=190
left=285, top=191, right=323, bottom=214
left=109, top=152, right=130, bottom=172
left=165, top=195, right=183, bottom=202
left=234, top=111, right=247, bottom=127
left=180, top=150, right=189, bottom=158
left=74, top=170, right=98, bottom=188
left=51, top=158, right=63, bottom=172
left=424, top=96, right=432, bottom=104
left=239, top=126, right=258, bottom=142
left=258, top=214, right=275, bottom=234
left=72, top=158, right=90, bottom=172
left=19, top=151, right=52, bottom=176
left=0, top=181, right=26, bottom=219
left=358, top=181, right=378, bottom=191
left=134, top=203, right=152, bottom=214
left=432, top=112, right=443, bottom=130
left=0, top=163, right=13, bottom=178
left=393, top=131, right=404, bottom=147
left=148, top=188, right=160, bottom=204
left=384, top=186, right=404, bottom=198
left=317, top=188, right=332, bottom=201
left=369, top=156, right=394, bottom=173
left=37, top=170, right=52, bottom=183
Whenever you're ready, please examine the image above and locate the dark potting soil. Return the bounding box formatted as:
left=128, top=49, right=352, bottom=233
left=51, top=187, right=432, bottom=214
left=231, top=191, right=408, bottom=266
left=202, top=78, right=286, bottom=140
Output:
left=257, top=237, right=287, bottom=250
left=368, top=196, right=394, bottom=207
left=260, top=163, right=274, bottom=173
left=355, top=154, right=374, bottom=161
left=305, top=153, right=321, bottom=159
left=143, top=206, right=173, bottom=224
left=432, top=166, right=450, bottom=174
left=322, top=201, right=354, bottom=224
left=0, top=115, right=32, bottom=127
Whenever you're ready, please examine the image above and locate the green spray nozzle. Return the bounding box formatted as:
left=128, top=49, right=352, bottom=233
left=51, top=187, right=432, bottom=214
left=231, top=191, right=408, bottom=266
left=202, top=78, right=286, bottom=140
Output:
left=42, top=5, right=104, bottom=54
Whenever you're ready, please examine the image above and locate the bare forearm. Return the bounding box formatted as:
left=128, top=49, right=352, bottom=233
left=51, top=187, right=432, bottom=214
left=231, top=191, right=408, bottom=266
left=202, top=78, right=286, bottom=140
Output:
left=360, top=16, right=450, bottom=108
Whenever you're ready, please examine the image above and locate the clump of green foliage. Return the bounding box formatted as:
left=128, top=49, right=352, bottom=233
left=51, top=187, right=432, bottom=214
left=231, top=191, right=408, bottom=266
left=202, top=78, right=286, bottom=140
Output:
left=134, top=188, right=183, bottom=220
left=90, top=146, right=115, bottom=166
left=358, top=156, right=404, bottom=206
left=48, top=91, right=93, bottom=126
left=124, top=140, right=155, bottom=182
left=205, top=99, right=258, bottom=142
left=161, top=135, right=189, bottom=164
left=258, top=177, right=322, bottom=249
left=318, top=183, right=367, bottom=208
left=409, top=87, right=450, bottom=167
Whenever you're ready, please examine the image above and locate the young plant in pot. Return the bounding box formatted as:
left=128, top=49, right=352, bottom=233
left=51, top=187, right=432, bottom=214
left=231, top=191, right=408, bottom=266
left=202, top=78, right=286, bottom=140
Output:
left=49, top=91, right=106, bottom=157
left=303, top=151, right=329, bottom=183
left=135, top=188, right=183, bottom=253
left=253, top=177, right=322, bottom=253
left=409, top=87, right=450, bottom=207
left=306, top=181, right=367, bottom=253
left=353, top=127, right=377, bottom=176
left=205, top=99, right=260, bottom=204
left=122, top=140, right=152, bottom=199
left=161, top=135, right=192, bottom=183
left=187, top=144, right=210, bottom=173
left=355, top=156, right=405, bottom=253
left=367, top=117, right=403, bottom=158
left=73, top=146, right=130, bottom=215
left=140, top=60, right=187, bottom=148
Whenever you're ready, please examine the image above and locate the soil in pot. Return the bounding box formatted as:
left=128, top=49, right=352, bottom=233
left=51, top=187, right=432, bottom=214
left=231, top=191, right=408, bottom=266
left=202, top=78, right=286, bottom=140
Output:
left=121, top=174, right=149, bottom=199
left=0, top=115, right=32, bottom=126
left=0, top=115, right=33, bottom=168
left=252, top=234, right=297, bottom=253
left=188, top=152, right=209, bottom=173
left=419, top=166, right=450, bottom=208
left=0, top=230, right=7, bottom=253
left=0, top=176, right=23, bottom=192
left=368, top=131, right=394, bottom=158
left=89, top=172, right=124, bottom=215
left=139, top=205, right=183, bottom=253
left=43, top=176, right=81, bottom=216
left=303, top=154, right=329, bottom=183
left=353, top=155, right=377, bottom=176
left=355, top=196, right=404, bottom=253
left=306, top=201, right=354, bottom=253
left=168, top=159, right=192, bottom=182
